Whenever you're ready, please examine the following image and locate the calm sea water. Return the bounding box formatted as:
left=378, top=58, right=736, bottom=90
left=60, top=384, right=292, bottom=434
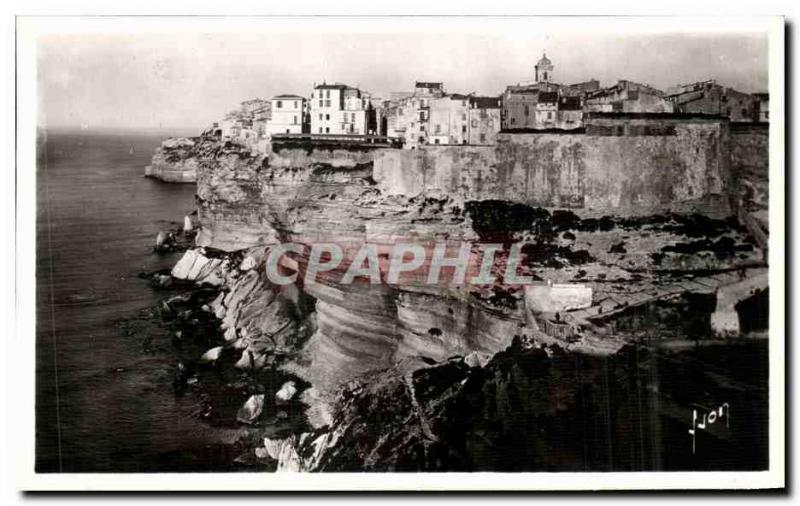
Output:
left=36, top=129, right=244, bottom=472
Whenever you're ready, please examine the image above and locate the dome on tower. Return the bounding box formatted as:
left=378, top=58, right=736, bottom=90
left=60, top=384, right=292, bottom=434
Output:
left=537, top=53, right=552, bottom=66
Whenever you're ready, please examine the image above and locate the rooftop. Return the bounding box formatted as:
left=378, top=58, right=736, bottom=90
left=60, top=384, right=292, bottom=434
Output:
left=315, top=82, right=351, bottom=90
left=416, top=81, right=444, bottom=89
left=536, top=52, right=552, bottom=67
left=272, top=94, right=306, bottom=100
left=470, top=96, right=501, bottom=109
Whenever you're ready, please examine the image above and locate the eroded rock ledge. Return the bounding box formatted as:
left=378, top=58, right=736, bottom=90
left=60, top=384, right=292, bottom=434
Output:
left=144, top=137, right=203, bottom=183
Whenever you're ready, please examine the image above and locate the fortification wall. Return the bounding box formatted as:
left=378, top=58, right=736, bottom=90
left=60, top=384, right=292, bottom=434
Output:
left=374, top=117, right=731, bottom=216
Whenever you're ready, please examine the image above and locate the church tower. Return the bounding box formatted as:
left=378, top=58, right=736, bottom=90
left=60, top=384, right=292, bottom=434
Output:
left=535, top=52, right=553, bottom=84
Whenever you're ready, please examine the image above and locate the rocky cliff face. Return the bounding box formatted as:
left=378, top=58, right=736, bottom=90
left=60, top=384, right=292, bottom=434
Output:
left=167, top=130, right=767, bottom=471
left=184, top=138, right=531, bottom=426
left=144, top=137, right=203, bottom=183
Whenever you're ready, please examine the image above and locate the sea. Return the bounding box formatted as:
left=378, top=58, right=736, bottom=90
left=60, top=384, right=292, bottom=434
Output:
left=35, top=129, right=246, bottom=472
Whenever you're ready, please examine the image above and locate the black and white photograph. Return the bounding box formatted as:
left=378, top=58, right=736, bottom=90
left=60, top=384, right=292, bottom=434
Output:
left=11, top=14, right=785, bottom=492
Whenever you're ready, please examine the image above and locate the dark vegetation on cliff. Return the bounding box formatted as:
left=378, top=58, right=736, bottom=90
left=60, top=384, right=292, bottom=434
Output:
left=464, top=200, right=757, bottom=271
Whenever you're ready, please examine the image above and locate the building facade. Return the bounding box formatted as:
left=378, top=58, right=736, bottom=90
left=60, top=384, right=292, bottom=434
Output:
left=428, top=94, right=471, bottom=145
left=266, top=94, right=306, bottom=135
left=535, top=53, right=554, bottom=84
left=584, top=80, right=673, bottom=113
left=310, top=83, right=374, bottom=135
left=467, top=96, right=502, bottom=145
left=666, top=80, right=757, bottom=122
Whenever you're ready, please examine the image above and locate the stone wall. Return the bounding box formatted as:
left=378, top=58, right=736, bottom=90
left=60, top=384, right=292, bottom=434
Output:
left=374, top=116, right=731, bottom=216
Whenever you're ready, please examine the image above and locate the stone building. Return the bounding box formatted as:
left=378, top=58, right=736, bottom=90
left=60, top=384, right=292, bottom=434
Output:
left=666, top=80, right=757, bottom=122
left=310, top=82, right=374, bottom=135
left=556, top=96, right=583, bottom=130
left=266, top=94, right=306, bottom=135
left=562, top=79, right=601, bottom=97
left=584, top=80, right=673, bottom=113
left=467, top=96, right=502, bottom=145
left=428, top=94, right=470, bottom=145
left=535, top=53, right=554, bottom=85
left=385, top=83, right=443, bottom=148
left=414, top=81, right=446, bottom=98
left=502, top=88, right=564, bottom=130
left=534, top=91, right=559, bottom=129
left=500, top=85, right=538, bottom=130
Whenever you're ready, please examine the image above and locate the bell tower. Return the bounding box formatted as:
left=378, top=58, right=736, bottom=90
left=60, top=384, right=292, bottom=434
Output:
left=535, top=52, right=553, bottom=84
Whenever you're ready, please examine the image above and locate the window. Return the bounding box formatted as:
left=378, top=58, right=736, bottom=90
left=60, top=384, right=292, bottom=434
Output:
left=319, top=100, right=323, bottom=107
left=480, top=133, right=486, bottom=143
left=277, top=100, right=283, bottom=108
left=326, top=114, right=330, bottom=120
left=326, top=90, right=330, bottom=98
left=319, top=127, right=323, bottom=133
left=294, top=101, right=298, bottom=108
left=325, top=100, right=331, bottom=107
left=286, top=129, right=290, bottom=134
left=435, top=124, right=441, bottom=134
left=547, top=112, right=553, bottom=119
left=471, top=119, right=478, bottom=128
left=419, top=111, right=425, bottom=121
left=399, top=108, right=404, bottom=116
left=319, top=114, right=323, bottom=120
left=293, top=116, right=297, bottom=124
left=325, top=127, right=330, bottom=133
left=462, top=125, right=467, bottom=133
left=352, top=113, right=356, bottom=122
left=524, top=105, right=530, bottom=116
left=434, top=139, right=440, bottom=144
left=462, top=113, right=466, bottom=120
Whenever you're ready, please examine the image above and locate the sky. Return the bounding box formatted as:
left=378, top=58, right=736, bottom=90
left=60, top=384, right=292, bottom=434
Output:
left=36, top=22, right=769, bottom=130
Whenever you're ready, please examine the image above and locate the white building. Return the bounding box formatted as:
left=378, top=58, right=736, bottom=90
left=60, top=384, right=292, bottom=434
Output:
left=266, top=94, right=306, bottom=135
left=310, top=83, right=372, bottom=135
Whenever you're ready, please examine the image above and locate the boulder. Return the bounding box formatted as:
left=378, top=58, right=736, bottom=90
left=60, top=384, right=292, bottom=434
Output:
left=199, top=346, right=223, bottom=364
left=240, top=255, right=257, bottom=271
left=236, top=394, right=265, bottom=424
left=275, top=381, right=298, bottom=404
left=171, top=248, right=228, bottom=286
left=464, top=351, right=491, bottom=368
left=154, top=231, right=170, bottom=251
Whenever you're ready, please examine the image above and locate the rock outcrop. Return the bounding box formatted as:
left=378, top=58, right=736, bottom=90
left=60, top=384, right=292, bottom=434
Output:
left=166, top=128, right=768, bottom=471
left=145, top=137, right=201, bottom=183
